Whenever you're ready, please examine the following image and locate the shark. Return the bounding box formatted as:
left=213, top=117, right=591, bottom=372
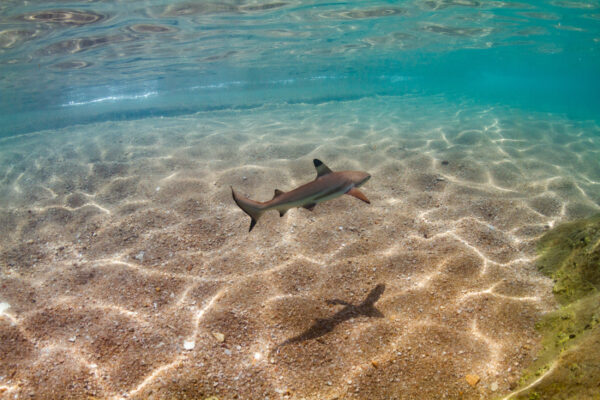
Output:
left=231, top=159, right=371, bottom=231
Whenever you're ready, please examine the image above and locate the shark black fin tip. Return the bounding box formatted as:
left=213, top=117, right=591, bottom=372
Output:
left=313, top=159, right=333, bottom=177
left=249, top=218, right=257, bottom=232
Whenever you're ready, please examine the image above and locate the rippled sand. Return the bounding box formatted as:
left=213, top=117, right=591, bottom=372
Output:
left=1, top=96, right=599, bottom=399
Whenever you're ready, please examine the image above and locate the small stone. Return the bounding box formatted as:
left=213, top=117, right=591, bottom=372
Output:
left=183, top=340, right=195, bottom=350
left=371, top=360, right=379, bottom=368
left=465, top=374, right=480, bottom=387
left=0, top=302, right=10, bottom=314
left=212, top=332, right=225, bottom=342
left=490, top=382, right=498, bottom=391
left=68, top=336, right=76, bottom=342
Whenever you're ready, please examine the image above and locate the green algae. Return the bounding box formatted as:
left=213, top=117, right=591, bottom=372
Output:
left=511, top=215, right=600, bottom=400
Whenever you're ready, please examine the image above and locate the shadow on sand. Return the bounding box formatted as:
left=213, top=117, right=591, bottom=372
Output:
left=277, top=283, right=385, bottom=348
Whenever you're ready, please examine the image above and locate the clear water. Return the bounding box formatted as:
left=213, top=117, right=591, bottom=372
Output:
left=1, top=1, right=600, bottom=399
left=1, top=0, right=599, bottom=135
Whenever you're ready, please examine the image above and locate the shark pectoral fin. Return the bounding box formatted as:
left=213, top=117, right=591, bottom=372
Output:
left=346, top=188, right=370, bottom=204
left=273, top=189, right=284, bottom=199
left=303, top=203, right=316, bottom=211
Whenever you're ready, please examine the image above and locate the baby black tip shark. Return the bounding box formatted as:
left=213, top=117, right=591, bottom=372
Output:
left=231, top=159, right=371, bottom=231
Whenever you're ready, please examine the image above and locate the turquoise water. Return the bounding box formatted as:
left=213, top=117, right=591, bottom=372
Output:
left=2, top=1, right=600, bottom=399
left=1, top=0, right=599, bottom=136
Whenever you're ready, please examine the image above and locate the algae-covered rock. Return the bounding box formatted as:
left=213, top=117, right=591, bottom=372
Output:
left=537, top=215, right=600, bottom=305
left=511, top=215, right=600, bottom=400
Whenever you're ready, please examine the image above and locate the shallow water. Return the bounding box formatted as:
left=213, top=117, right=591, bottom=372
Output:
left=1, top=1, right=600, bottom=399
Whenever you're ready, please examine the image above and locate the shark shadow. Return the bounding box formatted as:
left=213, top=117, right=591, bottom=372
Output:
left=277, top=283, right=385, bottom=348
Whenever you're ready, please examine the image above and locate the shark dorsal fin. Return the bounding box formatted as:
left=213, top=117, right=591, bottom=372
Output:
left=313, top=159, right=333, bottom=178
left=273, top=189, right=284, bottom=199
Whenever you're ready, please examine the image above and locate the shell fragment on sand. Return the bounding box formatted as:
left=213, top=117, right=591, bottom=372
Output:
left=184, top=340, right=195, bottom=350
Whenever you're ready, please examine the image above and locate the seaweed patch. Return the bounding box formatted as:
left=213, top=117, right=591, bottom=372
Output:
left=510, top=215, right=600, bottom=399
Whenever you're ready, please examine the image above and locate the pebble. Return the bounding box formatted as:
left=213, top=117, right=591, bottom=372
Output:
left=465, top=374, right=480, bottom=387
left=490, top=382, right=498, bottom=391
left=212, top=332, right=225, bottom=342
left=183, top=340, right=195, bottom=350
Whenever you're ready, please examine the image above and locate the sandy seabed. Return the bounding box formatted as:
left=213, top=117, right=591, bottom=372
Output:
left=1, top=96, right=599, bottom=399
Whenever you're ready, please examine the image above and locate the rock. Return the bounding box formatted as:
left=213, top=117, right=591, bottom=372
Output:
left=490, top=382, right=498, bottom=391
left=212, top=331, right=225, bottom=342
left=465, top=374, right=480, bottom=387
left=183, top=340, right=195, bottom=350
left=134, top=251, right=144, bottom=261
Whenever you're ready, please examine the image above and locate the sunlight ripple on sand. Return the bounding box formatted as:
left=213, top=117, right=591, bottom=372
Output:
left=0, top=97, right=599, bottom=399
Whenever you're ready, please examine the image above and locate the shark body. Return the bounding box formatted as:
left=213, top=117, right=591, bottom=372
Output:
left=231, top=159, right=371, bottom=231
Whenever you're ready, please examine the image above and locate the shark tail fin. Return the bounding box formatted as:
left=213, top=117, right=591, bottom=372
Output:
left=231, top=187, right=266, bottom=232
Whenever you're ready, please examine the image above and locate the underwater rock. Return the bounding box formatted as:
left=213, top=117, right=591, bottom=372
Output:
left=183, top=340, right=195, bottom=350
left=212, top=331, right=225, bottom=342
left=511, top=214, right=600, bottom=399
left=465, top=374, right=480, bottom=387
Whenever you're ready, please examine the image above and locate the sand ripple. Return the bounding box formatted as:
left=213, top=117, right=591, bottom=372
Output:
left=1, top=97, right=599, bottom=399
